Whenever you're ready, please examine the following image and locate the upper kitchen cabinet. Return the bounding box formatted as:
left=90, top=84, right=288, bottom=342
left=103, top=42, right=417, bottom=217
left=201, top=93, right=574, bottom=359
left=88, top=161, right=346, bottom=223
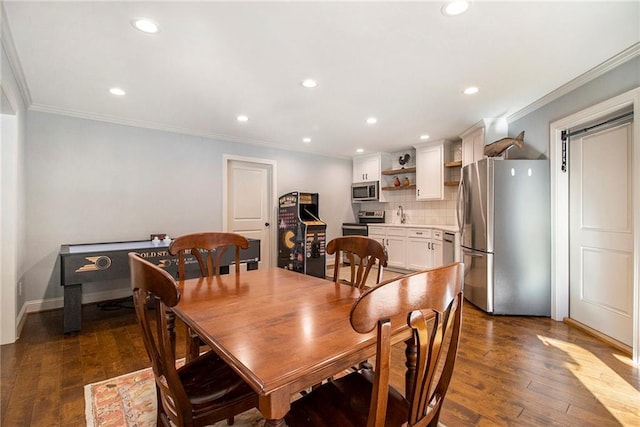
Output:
left=460, top=118, right=508, bottom=167
left=414, top=140, right=452, bottom=201
left=352, top=153, right=391, bottom=183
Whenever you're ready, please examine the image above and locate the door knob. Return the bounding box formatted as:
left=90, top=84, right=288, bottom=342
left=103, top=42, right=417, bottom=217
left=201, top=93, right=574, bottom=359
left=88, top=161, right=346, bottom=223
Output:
left=265, top=222, right=270, bottom=227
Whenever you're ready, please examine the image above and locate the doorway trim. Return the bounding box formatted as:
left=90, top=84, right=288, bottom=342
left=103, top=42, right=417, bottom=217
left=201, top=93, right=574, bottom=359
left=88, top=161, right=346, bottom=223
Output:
left=222, top=154, right=277, bottom=267
left=550, top=87, right=640, bottom=364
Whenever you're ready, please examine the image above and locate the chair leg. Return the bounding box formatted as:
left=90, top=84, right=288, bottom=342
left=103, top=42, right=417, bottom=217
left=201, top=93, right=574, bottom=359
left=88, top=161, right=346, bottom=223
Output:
left=227, top=416, right=235, bottom=425
left=186, top=328, right=200, bottom=362
left=166, top=311, right=177, bottom=359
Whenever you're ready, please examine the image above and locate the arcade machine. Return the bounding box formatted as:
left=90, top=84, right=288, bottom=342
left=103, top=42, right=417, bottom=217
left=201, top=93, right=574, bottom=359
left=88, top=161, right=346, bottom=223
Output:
left=277, top=192, right=326, bottom=278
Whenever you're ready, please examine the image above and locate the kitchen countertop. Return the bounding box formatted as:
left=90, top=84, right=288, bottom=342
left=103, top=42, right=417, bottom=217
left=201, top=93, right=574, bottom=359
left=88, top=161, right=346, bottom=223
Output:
left=367, top=223, right=458, bottom=233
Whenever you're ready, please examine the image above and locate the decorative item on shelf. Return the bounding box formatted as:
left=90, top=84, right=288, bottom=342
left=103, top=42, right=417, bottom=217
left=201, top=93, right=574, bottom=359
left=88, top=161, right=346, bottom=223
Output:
left=398, top=153, right=411, bottom=169
left=403, top=176, right=410, bottom=187
left=393, top=176, right=401, bottom=187
left=484, top=131, right=525, bottom=157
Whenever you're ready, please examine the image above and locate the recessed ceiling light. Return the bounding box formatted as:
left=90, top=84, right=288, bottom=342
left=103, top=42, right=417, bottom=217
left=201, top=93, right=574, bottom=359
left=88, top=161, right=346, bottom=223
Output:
left=420, top=134, right=430, bottom=140
left=442, top=1, right=471, bottom=16
left=366, top=117, right=378, bottom=125
left=237, top=115, right=249, bottom=122
left=302, top=137, right=311, bottom=143
left=109, top=87, right=126, bottom=96
left=301, top=79, right=317, bottom=88
left=356, top=148, right=364, bottom=153
left=463, top=86, right=479, bottom=95
left=132, top=18, right=159, bottom=34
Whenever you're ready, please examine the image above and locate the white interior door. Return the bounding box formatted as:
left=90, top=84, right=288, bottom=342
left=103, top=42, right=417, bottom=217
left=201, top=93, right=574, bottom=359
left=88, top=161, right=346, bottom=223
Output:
left=569, top=121, right=634, bottom=346
left=226, top=159, right=273, bottom=268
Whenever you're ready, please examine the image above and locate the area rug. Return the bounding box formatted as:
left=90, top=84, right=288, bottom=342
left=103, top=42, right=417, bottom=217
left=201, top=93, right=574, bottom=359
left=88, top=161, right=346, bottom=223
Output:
left=84, top=365, right=264, bottom=427
left=85, top=365, right=446, bottom=427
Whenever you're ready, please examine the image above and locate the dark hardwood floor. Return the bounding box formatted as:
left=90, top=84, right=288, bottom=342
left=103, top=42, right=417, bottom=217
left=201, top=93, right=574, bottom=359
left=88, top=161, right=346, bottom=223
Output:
left=2, top=296, right=639, bottom=426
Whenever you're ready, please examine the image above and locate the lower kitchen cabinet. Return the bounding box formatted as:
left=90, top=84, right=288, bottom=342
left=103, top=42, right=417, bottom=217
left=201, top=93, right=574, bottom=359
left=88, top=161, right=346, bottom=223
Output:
left=370, top=226, right=444, bottom=271
left=384, top=227, right=407, bottom=269
left=431, top=229, right=443, bottom=267
left=406, top=228, right=429, bottom=270
left=407, top=228, right=443, bottom=270
left=369, top=226, right=407, bottom=270
left=368, top=226, right=386, bottom=245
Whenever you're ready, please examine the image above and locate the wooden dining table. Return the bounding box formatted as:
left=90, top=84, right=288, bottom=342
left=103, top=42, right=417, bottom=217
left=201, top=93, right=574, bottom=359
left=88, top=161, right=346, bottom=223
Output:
left=171, top=266, right=415, bottom=427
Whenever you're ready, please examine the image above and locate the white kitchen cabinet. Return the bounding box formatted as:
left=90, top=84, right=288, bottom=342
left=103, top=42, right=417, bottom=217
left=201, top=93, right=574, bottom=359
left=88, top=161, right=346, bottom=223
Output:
left=352, top=154, right=379, bottom=183
left=406, top=228, right=431, bottom=270
left=368, top=225, right=406, bottom=269
left=384, top=227, right=407, bottom=269
left=461, top=127, right=484, bottom=167
left=414, top=140, right=451, bottom=201
left=431, top=229, right=443, bottom=267
left=460, top=118, right=508, bottom=167
left=369, top=225, right=446, bottom=271
left=368, top=226, right=387, bottom=249
left=352, top=153, right=391, bottom=183
left=407, top=228, right=443, bottom=270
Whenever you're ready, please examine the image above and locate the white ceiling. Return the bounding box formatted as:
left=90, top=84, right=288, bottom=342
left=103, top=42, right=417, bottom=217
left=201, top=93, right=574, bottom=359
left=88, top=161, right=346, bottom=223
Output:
left=3, top=1, right=639, bottom=158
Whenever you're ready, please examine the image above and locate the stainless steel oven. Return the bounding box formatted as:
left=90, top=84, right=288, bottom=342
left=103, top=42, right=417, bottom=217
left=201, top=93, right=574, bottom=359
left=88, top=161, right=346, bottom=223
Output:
left=341, top=211, right=385, bottom=265
left=342, top=222, right=368, bottom=237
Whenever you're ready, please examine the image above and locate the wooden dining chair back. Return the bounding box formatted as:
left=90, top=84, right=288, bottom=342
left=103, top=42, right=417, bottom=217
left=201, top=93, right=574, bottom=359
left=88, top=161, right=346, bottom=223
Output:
left=129, top=252, right=257, bottom=427
left=169, top=232, right=250, bottom=361
left=168, top=232, right=249, bottom=279
left=326, top=236, right=388, bottom=290
left=284, top=262, right=464, bottom=427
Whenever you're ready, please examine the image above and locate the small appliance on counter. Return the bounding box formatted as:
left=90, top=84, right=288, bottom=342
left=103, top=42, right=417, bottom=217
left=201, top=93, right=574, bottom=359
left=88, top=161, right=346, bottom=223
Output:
left=277, top=192, right=326, bottom=278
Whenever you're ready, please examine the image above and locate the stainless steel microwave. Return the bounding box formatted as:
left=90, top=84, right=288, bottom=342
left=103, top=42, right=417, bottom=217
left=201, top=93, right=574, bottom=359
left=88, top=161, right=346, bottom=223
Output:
left=351, top=181, right=379, bottom=202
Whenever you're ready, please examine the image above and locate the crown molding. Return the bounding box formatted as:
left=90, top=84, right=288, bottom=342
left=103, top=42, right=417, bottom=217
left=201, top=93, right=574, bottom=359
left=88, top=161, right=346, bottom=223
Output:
left=507, top=42, right=640, bottom=123
left=29, top=103, right=350, bottom=160
left=0, top=2, right=32, bottom=107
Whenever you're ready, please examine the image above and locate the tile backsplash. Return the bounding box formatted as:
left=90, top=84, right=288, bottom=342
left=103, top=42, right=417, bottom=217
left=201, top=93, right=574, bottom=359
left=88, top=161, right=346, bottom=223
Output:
left=358, top=185, right=458, bottom=226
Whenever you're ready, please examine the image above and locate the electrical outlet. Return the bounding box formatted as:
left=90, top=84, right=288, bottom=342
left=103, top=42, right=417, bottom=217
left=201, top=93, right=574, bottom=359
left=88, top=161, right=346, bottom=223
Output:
left=18, top=281, right=23, bottom=296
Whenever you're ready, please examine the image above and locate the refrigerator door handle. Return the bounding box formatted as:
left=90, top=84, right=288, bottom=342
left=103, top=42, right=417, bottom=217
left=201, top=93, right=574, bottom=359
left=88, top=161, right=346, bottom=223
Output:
left=456, top=178, right=465, bottom=235
left=462, top=247, right=484, bottom=258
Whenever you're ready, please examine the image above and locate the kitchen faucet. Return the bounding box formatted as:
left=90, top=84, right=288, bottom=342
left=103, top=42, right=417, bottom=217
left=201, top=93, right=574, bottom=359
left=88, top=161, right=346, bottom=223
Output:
left=397, top=205, right=406, bottom=224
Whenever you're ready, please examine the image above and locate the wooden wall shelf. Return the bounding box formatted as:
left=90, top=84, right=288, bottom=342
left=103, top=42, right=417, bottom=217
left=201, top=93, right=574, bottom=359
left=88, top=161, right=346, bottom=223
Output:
left=381, top=166, right=416, bottom=175
left=444, top=161, right=462, bottom=168
left=382, top=184, right=417, bottom=191
left=444, top=181, right=460, bottom=187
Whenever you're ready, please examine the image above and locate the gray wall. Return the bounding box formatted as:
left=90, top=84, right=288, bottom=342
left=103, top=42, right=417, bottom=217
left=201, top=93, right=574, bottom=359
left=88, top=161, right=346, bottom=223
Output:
left=1, top=41, right=27, bottom=343
left=508, top=56, right=640, bottom=158
left=25, top=111, right=353, bottom=303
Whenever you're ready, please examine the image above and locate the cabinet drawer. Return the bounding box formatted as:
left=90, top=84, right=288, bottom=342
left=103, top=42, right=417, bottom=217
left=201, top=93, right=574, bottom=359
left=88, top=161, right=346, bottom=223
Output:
left=432, top=229, right=443, bottom=240
left=386, top=227, right=407, bottom=237
left=407, top=228, right=431, bottom=239
left=368, top=226, right=386, bottom=236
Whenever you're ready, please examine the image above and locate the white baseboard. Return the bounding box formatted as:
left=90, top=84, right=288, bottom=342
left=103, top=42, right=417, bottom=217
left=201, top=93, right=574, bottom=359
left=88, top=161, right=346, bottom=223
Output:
left=15, top=302, right=27, bottom=340
left=24, top=288, right=133, bottom=314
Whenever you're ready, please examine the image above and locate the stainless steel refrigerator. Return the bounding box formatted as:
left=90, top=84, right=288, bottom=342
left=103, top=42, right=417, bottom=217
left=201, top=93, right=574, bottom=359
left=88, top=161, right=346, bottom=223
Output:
left=456, top=158, right=551, bottom=315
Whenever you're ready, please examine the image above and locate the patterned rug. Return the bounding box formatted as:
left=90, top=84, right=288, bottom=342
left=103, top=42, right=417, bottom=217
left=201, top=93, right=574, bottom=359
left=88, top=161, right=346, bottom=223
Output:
left=85, top=365, right=446, bottom=427
left=84, top=365, right=264, bottom=427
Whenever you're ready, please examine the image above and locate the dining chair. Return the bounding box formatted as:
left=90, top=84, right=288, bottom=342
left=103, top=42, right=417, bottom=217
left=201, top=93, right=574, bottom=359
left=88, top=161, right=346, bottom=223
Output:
left=284, top=262, right=464, bottom=427
left=169, top=232, right=250, bottom=279
left=326, top=236, right=388, bottom=290
left=169, top=232, right=250, bottom=361
left=128, top=252, right=258, bottom=427
left=325, top=235, right=389, bottom=373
